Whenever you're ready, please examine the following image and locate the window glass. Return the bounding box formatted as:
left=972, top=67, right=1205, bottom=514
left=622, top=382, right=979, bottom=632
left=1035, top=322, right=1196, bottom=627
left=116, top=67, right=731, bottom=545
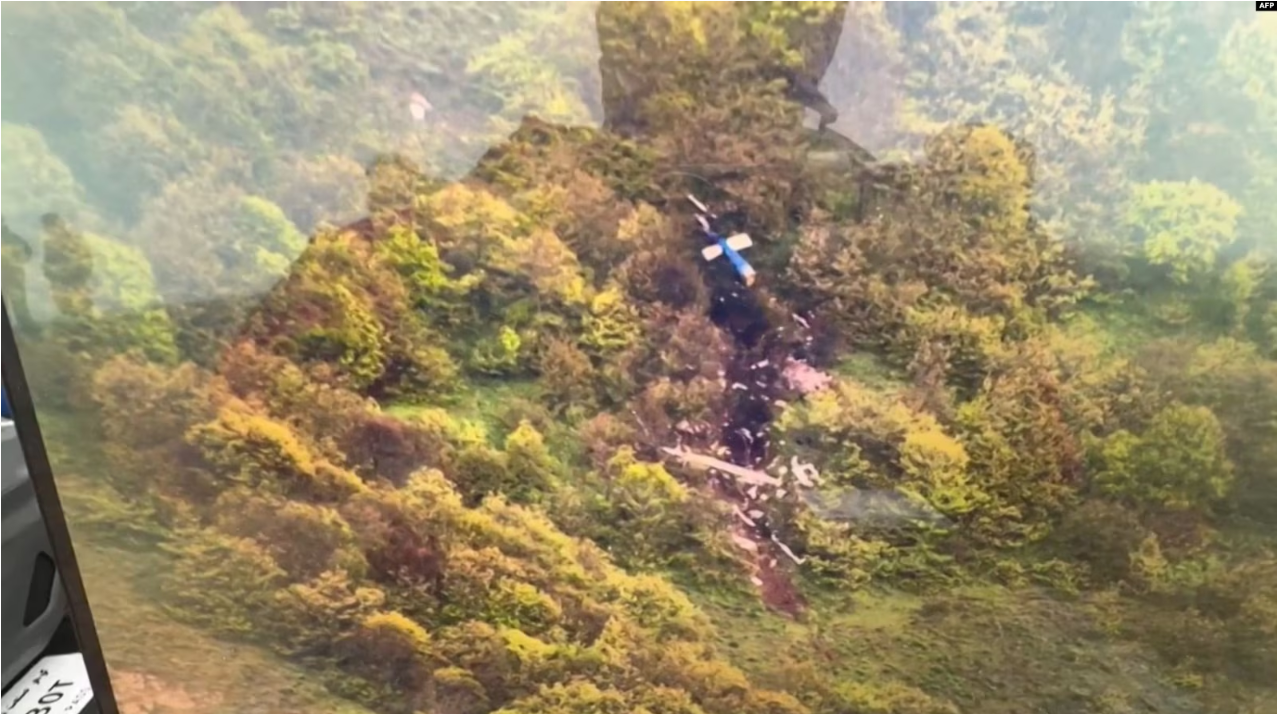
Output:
left=2, top=3, right=1274, bottom=712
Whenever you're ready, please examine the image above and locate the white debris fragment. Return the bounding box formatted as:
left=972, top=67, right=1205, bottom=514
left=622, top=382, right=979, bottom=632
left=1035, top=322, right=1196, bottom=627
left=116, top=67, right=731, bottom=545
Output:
left=732, top=382, right=748, bottom=390
left=661, top=447, right=782, bottom=487
left=753, top=359, right=770, bottom=369
left=747, top=509, right=765, bottom=519
left=747, top=486, right=759, bottom=499
left=790, top=456, right=820, bottom=488
left=776, top=488, right=786, bottom=498
left=409, top=91, right=432, bottom=121
left=771, top=535, right=807, bottom=565
left=792, top=313, right=811, bottom=329
left=733, top=507, right=757, bottom=528
left=782, top=357, right=833, bottom=394
left=750, top=575, right=764, bottom=587
left=732, top=534, right=759, bottom=552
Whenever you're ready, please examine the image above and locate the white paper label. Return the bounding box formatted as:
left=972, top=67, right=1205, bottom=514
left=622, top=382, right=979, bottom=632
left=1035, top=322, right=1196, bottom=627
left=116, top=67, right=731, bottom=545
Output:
left=2, top=654, right=93, bottom=714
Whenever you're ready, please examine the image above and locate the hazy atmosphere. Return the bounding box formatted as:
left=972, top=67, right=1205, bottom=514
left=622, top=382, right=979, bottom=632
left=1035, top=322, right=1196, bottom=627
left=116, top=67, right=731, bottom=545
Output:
left=2, top=2, right=1274, bottom=713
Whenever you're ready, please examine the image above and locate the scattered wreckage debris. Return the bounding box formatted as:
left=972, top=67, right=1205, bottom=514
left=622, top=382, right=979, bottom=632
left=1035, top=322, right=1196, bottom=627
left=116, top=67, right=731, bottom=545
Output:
left=661, top=446, right=782, bottom=487
left=781, top=357, right=833, bottom=394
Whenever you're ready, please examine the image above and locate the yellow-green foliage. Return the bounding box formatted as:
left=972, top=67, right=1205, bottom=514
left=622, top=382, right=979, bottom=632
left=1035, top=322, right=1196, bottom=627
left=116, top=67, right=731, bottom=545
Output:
left=469, top=324, right=524, bottom=376
left=925, top=124, right=1032, bottom=237
left=91, top=356, right=219, bottom=497
left=161, top=527, right=287, bottom=635
left=0, top=122, right=83, bottom=225
left=271, top=569, right=386, bottom=655
left=451, top=444, right=514, bottom=506
left=582, top=284, right=642, bottom=358
left=244, top=223, right=464, bottom=400
left=497, top=679, right=632, bottom=715
left=1162, top=339, right=1276, bottom=519
left=41, top=215, right=95, bottom=317
left=948, top=341, right=1090, bottom=544
left=348, top=610, right=435, bottom=705
left=432, top=665, right=489, bottom=713
left=297, top=283, right=388, bottom=390
left=82, top=233, right=180, bottom=363
left=789, top=124, right=1087, bottom=370
left=900, top=301, right=1006, bottom=391
left=487, top=580, right=564, bottom=634
left=593, top=447, right=695, bottom=567
left=16, top=3, right=1278, bottom=713
left=489, top=227, right=590, bottom=306
left=829, top=681, right=959, bottom=714
left=1095, top=402, right=1234, bottom=511
left=537, top=338, right=597, bottom=412
left=772, top=378, right=1000, bottom=577
left=186, top=403, right=363, bottom=502
left=214, top=489, right=364, bottom=580
left=777, top=378, right=985, bottom=515
left=374, top=223, right=477, bottom=326
left=739, top=1, right=849, bottom=72
left=503, top=420, right=558, bottom=500
left=422, top=183, right=523, bottom=263
left=902, top=2, right=1132, bottom=252
left=233, top=195, right=306, bottom=275
left=1124, top=179, right=1241, bottom=284
left=466, top=2, right=599, bottom=129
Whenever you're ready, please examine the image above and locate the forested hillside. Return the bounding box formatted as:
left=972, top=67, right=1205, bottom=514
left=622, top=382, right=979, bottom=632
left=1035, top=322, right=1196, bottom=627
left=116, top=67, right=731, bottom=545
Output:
left=2, top=3, right=1274, bottom=713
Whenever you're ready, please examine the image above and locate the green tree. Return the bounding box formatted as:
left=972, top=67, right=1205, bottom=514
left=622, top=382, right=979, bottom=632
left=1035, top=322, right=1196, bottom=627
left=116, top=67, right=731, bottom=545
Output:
left=902, top=2, right=1134, bottom=254
left=497, top=679, right=630, bottom=714
left=81, top=232, right=180, bottom=363
left=828, top=681, right=957, bottom=714
left=597, top=447, right=695, bottom=567
left=41, top=214, right=95, bottom=318
left=160, top=527, right=287, bottom=635
left=1123, top=179, right=1240, bottom=285
left=0, top=124, right=84, bottom=229
left=1096, top=402, right=1234, bottom=511
left=503, top=420, right=558, bottom=503
left=1, top=221, right=38, bottom=335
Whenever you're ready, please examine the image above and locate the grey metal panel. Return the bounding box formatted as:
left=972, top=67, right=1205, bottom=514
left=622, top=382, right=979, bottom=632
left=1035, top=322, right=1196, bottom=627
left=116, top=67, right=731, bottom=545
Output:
left=1, top=418, right=69, bottom=688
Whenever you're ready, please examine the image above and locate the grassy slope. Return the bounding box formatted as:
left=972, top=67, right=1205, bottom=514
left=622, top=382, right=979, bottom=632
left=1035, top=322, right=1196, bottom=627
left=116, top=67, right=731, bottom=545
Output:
left=39, top=412, right=363, bottom=714
left=693, top=583, right=1200, bottom=713
left=384, top=377, right=543, bottom=443
left=75, top=539, right=364, bottom=714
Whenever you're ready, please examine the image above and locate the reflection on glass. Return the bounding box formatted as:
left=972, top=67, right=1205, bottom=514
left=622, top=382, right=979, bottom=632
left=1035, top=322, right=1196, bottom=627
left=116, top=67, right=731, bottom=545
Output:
left=1, top=2, right=1274, bottom=713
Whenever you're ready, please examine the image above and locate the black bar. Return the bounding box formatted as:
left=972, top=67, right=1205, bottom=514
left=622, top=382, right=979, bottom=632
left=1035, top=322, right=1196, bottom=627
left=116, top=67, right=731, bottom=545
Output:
left=2, top=302, right=118, bottom=714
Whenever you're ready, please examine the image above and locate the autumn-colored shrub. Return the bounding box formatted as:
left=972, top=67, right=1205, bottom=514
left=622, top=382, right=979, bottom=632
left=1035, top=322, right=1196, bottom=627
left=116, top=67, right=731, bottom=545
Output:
left=10, top=3, right=1274, bottom=713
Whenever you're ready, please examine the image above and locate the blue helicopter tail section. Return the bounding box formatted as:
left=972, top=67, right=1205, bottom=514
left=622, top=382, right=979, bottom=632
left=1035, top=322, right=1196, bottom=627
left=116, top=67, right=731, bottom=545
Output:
left=723, top=242, right=757, bottom=286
